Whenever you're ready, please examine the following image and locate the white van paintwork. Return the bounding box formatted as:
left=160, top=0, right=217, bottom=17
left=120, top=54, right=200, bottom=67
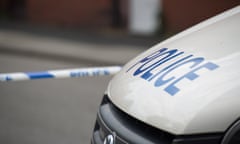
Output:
left=107, top=6, right=240, bottom=135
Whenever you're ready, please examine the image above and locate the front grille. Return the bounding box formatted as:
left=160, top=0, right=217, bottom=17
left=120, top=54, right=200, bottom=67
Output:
left=92, top=95, right=174, bottom=144
left=91, top=95, right=223, bottom=144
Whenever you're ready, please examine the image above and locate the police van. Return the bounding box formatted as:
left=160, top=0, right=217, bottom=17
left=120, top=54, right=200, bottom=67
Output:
left=92, top=6, right=240, bottom=144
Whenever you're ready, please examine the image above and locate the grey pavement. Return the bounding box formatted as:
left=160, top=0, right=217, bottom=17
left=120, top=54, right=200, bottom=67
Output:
left=0, top=29, right=144, bottom=65
left=0, top=53, right=107, bottom=144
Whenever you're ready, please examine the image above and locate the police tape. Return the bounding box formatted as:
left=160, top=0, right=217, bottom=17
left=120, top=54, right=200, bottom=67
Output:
left=0, top=66, right=122, bottom=82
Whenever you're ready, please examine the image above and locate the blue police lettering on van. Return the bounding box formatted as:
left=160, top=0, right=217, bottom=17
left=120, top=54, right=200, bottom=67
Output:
left=127, top=48, right=219, bottom=96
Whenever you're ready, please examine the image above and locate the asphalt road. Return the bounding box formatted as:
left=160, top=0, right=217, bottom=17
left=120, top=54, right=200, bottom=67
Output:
left=0, top=53, right=113, bottom=144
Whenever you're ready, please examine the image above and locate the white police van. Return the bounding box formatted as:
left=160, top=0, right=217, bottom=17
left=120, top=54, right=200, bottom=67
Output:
left=92, top=6, right=240, bottom=144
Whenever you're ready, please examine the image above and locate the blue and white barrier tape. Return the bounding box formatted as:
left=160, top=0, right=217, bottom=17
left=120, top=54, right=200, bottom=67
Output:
left=0, top=66, right=122, bottom=82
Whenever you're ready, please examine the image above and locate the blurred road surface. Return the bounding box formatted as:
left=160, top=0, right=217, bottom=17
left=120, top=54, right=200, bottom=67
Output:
left=0, top=26, right=159, bottom=144
left=0, top=53, right=111, bottom=144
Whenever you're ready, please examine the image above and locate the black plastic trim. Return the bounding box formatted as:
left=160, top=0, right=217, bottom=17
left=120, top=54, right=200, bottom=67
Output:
left=173, top=133, right=222, bottom=144
left=221, top=119, right=240, bottom=144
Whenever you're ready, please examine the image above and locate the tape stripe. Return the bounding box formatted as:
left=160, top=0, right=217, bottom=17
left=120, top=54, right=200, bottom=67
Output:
left=26, top=72, right=55, bottom=79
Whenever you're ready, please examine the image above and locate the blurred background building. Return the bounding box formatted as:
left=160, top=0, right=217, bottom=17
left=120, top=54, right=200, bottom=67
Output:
left=1, top=0, right=239, bottom=36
